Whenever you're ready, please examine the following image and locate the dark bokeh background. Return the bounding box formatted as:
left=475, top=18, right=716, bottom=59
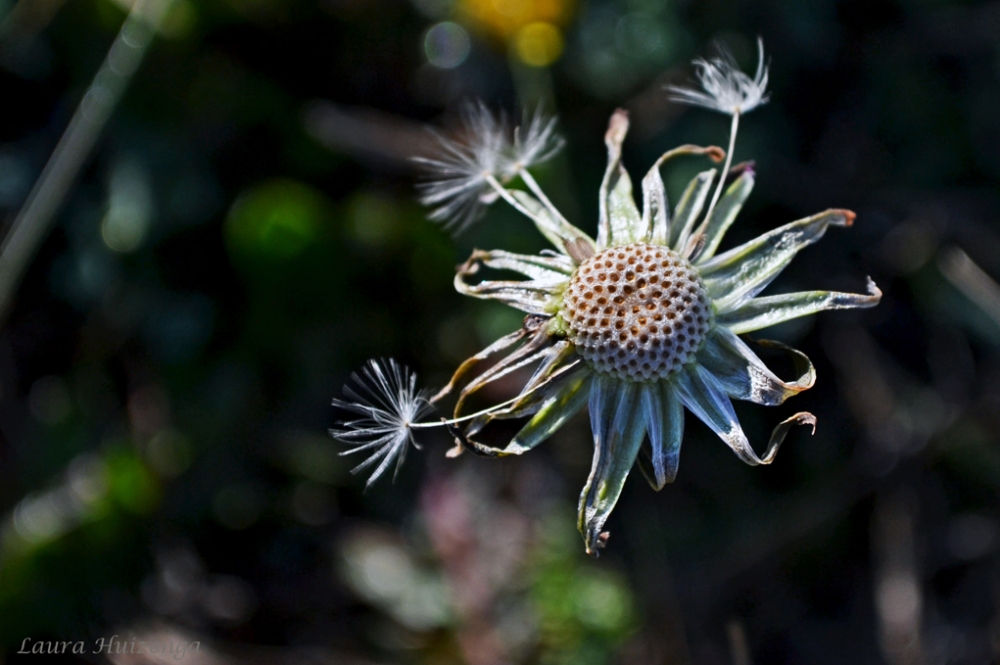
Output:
left=2, top=0, right=1000, bottom=663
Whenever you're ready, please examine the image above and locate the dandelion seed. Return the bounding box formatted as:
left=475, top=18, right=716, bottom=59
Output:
left=669, top=38, right=771, bottom=238
left=667, top=38, right=768, bottom=115
left=510, top=108, right=565, bottom=173
left=415, top=102, right=563, bottom=232
left=330, top=359, right=434, bottom=488
left=667, top=37, right=770, bottom=116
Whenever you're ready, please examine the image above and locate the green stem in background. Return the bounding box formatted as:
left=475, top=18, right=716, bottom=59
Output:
left=508, top=43, right=555, bottom=109
left=0, top=0, right=173, bottom=325
left=508, top=44, right=582, bottom=226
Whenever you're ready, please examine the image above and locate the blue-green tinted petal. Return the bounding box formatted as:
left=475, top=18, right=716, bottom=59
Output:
left=717, top=278, right=882, bottom=334
left=432, top=329, right=526, bottom=403
left=641, top=160, right=668, bottom=244
left=455, top=250, right=566, bottom=315
left=606, top=166, right=642, bottom=247
left=676, top=364, right=772, bottom=465
left=668, top=169, right=716, bottom=252
left=691, top=170, right=754, bottom=262
left=457, top=361, right=587, bottom=455
left=641, top=145, right=725, bottom=246
left=462, top=247, right=574, bottom=280
left=505, top=368, right=593, bottom=454
left=578, top=375, right=647, bottom=555
left=696, top=328, right=814, bottom=406
left=597, top=110, right=644, bottom=248
left=675, top=364, right=816, bottom=466
left=510, top=190, right=597, bottom=257
left=639, top=382, right=683, bottom=490
left=454, top=326, right=555, bottom=417
left=453, top=279, right=557, bottom=314
left=700, top=209, right=855, bottom=311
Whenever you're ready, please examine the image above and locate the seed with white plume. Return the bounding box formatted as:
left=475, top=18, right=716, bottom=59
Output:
left=415, top=103, right=564, bottom=232
left=510, top=110, right=565, bottom=173
left=330, top=359, right=434, bottom=488
left=667, top=38, right=770, bottom=115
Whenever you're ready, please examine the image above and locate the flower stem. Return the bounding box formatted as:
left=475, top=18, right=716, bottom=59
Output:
left=703, top=110, right=740, bottom=225
left=409, top=361, right=580, bottom=429
left=520, top=169, right=570, bottom=226
left=484, top=173, right=535, bottom=218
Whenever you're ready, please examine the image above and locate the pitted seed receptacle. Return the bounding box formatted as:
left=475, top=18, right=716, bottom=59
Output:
left=563, top=243, right=712, bottom=381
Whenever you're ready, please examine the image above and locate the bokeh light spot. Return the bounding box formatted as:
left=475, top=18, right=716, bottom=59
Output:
left=614, top=12, right=665, bottom=58
left=424, top=22, right=471, bottom=69
left=514, top=21, right=563, bottom=67
left=106, top=451, right=160, bottom=514
left=349, top=191, right=403, bottom=246
left=493, top=0, right=532, bottom=21
left=225, top=179, right=326, bottom=261
left=573, top=572, right=631, bottom=631
left=877, top=574, right=922, bottom=629
left=204, top=575, right=258, bottom=624
left=67, top=454, right=109, bottom=507
left=160, top=0, right=196, bottom=39
left=101, top=159, right=153, bottom=253
left=146, top=429, right=193, bottom=478
left=287, top=434, right=343, bottom=484
left=13, top=493, right=70, bottom=544
left=340, top=529, right=452, bottom=630
left=458, top=0, right=575, bottom=39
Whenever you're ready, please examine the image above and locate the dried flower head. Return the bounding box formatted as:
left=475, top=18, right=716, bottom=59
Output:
left=414, top=103, right=564, bottom=232
left=334, top=83, right=880, bottom=554
left=668, top=38, right=770, bottom=115
left=330, top=359, right=434, bottom=488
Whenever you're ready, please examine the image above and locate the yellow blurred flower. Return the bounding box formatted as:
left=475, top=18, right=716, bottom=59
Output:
left=515, top=22, right=563, bottom=67
left=457, top=0, right=575, bottom=66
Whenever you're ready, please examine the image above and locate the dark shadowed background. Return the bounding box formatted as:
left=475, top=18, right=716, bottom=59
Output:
left=1, top=0, right=1000, bottom=663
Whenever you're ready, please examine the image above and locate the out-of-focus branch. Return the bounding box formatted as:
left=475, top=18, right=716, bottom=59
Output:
left=873, top=491, right=925, bottom=665
left=624, top=69, right=686, bottom=140
left=939, top=246, right=1000, bottom=330
left=727, top=620, right=752, bottom=665
left=301, top=101, right=441, bottom=170
left=0, top=0, right=172, bottom=324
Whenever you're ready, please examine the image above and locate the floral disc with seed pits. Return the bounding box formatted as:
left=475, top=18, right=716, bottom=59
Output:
left=563, top=243, right=712, bottom=381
